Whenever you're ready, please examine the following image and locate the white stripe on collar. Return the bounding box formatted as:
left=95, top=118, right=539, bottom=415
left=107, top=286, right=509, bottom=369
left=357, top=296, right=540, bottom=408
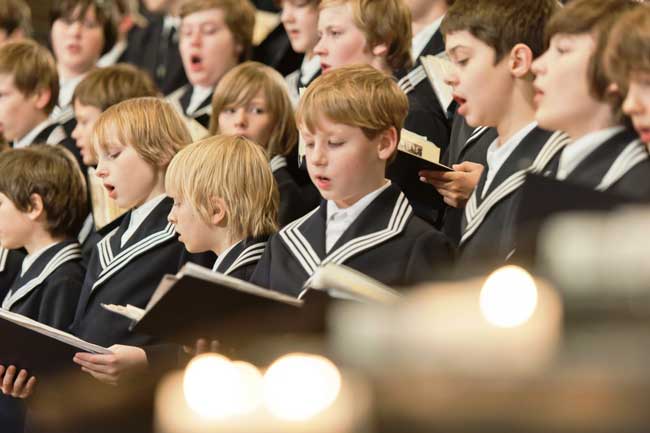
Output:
left=2, top=243, right=81, bottom=311
left=597, top=139, right=649, bottom=191
left=466, top=126, right=489, bottom=146
left=398, top=65, right=427, bottom=95
left=212, top=240, right=242, bottom=272
left=223, top=242, right=266, bottom=276
left=92, top=222, right=176, bottom=292
left=461, top=130, right=570, bottom=246
left=270, top=155, right=288, bottom=173
left=279, top=192, right=413, bottom=276
left=0, top=247, right=9, bottom=272
left=13, top=118, right=53, bottom=149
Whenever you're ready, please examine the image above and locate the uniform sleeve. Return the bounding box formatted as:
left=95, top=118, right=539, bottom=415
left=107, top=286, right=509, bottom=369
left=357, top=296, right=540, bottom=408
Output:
left=37, top=275, right=84, bottom=331
left=404, top=229, right=456, bottom=285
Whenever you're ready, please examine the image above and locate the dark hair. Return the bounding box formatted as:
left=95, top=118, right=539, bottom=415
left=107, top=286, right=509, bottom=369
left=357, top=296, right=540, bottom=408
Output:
left=0, top=145, right=88, bottom=238
left=441, top=0, right=559, bottom=62
left=0, top=0, right=31, bottom=37
left=50, top=0, right=117, bottom=55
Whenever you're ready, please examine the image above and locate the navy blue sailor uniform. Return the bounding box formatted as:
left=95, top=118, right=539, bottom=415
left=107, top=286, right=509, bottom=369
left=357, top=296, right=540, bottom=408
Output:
left=69, top=197, right=187, bottom=348
left=12, top=119, right=84, bottom=171
left=166, top=84, right=213, bottom=129
left=250, top=183, right=455, bottom=297
left=458, top=128, right=570, bottom=270
left=392, top=29, right=452, bottom=225
left=270, top=154, right=320, bottom=227
left=2, top=241, right=84, bottom=329
left=543, top=128, right=650, bottom=201
left=0, top=248, right=25, bottom=302
left=0, top=241, right=83, bottom=433
left=440, top=122, right=498, bottom=246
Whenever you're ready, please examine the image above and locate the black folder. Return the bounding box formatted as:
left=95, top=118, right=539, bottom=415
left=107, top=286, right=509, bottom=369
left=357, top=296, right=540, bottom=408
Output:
left=0, top=311, right=109, bottom=376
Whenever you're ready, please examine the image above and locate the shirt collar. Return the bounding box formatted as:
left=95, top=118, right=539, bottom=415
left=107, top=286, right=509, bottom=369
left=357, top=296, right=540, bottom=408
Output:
left=327, top=180, right=392, bottom=221
left=411, top=15, right=444, bottom=62
left=21, top=242, right=59, bottom=277
left=300, top=55, right=321, bottom=86
left=13, top=118, right=52, bottom=149
left=58, top=74, right=85, bottom=108
left=187, top=85, right=214, bottom=115
left=557, top=126, right=624, bottom=180
left=211, top=239, right=243, bottom=272
left=97, top=40, right=128, bottom=67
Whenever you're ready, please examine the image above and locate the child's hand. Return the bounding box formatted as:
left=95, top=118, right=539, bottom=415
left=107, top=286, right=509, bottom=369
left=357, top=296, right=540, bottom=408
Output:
left=73, top=345, right=148, bottom=386
left=0, top=365, right=37, bottom=399
left=420, top=161, right=484, bottom=208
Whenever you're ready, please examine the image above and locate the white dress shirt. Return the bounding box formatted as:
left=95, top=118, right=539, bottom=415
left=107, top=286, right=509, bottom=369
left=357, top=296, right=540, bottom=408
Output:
left=325, top=181, right=391, bottom=252
left=411, top=15, right=444, bottom=62
left=121, top=194, right=167, bottom=247
left=186, top=85, right=214, bottom=116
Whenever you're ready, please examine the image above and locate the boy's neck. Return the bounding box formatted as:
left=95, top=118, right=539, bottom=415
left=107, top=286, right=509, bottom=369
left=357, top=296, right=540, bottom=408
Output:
left=16, top=112, right=49, bottom=143
left=564, top=104, right=617, bottom=141
left=495, top=81, right=537, bottom=146
left=333, top=177, right=388, bottom=209
left=212, top=233, right=244, bottom=256
left=24, top=229, right=66, bottom=256
left=411, top=2, right=447, bottom=36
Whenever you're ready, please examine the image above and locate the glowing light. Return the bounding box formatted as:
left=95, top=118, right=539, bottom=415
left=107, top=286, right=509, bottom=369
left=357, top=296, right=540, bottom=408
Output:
left=479, top=265, right=538, bottom=328
left=183, top=354, right=263, bottom=419
left=263, top=353, right=342, bottom=421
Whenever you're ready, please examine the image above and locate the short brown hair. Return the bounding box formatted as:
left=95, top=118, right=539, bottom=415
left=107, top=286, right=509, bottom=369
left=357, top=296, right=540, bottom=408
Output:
left=73, top=64, right=159, bottom=111
left=297, top=64, right=408, bottom=161
left=165, top=135, right=279, bottom=239
left=546, top=0, right=639, bottom=104
left=441, top=0, right=559, bottom=62
left=0, top=145, right=87, bottom=238
left=0, top=40, right=59, bottom=114
left=92, top=97, right=192, bottom=169
left=319, top=0, right=413, bottom=71
left=605, top=4, right=650, bottom=95
left=50, top=0, right=117, bottom=56
left=0, top=0, right=31, bottom=37
left=210, top=61, right=297, bottom=158
left=179, top=0, right=256, bottom=62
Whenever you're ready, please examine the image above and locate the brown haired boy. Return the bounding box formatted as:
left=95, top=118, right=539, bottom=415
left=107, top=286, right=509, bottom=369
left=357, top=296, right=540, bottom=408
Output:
left=532, top=0, right=650, bottom=199
left=166, top=0, right=255, bottom=128
left=251, top=64, right=454, bottom=296
left=0, top=0, right=31, bottom=44
left=0, top=145, right=87, bottom=433
left=440, top=0, right=569, bottom=268
left=0, top=40, right=82, bottom=166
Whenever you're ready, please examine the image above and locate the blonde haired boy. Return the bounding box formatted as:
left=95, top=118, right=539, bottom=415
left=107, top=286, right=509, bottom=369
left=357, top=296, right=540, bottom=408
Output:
left=166, top=134, right=279, bottom=279
left=251, top=64, right=453, bottom=297
left=314, top=0, right=450, bottom=224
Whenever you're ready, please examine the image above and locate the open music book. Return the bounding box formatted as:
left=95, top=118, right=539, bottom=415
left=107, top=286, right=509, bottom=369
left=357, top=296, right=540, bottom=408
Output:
left=102, top=262, right=401, bottom=345
left=420, top=53, right=455, bottom=116
left=398, top=129, right=453, bottom=171
left=0, top=309, right=110, bottom=374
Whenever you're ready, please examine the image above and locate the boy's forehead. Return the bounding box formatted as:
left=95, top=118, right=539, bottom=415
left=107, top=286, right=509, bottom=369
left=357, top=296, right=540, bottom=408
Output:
left=182, top=8, right=226, bottom=25
left=319, top=3, right=353, bottom=25
left=445, top=30, right=493, bottom=56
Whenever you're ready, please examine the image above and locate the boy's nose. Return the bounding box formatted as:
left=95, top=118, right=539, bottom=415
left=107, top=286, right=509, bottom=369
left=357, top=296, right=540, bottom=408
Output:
left=234, top=109, right=248, bottom=127
left=167, top=208, right=177, bottom=224
left=281, top=7, right=294, bottom=24
left=313, top=38, right=327, bottom=56
left=622, top=85, right=643, bottom=116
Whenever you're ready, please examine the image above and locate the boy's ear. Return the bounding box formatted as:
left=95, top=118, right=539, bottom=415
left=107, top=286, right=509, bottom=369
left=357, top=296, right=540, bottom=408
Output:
left=508, top=43, right=534, bottom=79
left=371, top=43, right=389, bottom=58
left=210, top=196, right=228, bottom=226
left=27, top=193, right=45, bottom=221
left=33, top=87, right=52, bottom=111
left=376, top=127, right=398, bottom=161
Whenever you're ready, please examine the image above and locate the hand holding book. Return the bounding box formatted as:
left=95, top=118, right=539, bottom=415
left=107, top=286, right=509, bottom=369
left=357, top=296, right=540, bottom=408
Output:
left=420, top=161, right=485, bottom=208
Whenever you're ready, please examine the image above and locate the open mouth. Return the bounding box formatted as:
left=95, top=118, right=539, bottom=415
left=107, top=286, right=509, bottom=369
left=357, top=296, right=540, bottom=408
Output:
left=320, top=63, right=331, bottom=73
left=104, top=183, right=116, bottom=197
left=313, top=175, right=331, bottom=188
left=453, top=95, right=466, bottom=106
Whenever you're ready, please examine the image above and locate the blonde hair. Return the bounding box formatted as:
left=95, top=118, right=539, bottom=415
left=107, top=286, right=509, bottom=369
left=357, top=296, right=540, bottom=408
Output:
left=209, top=61, right=297, bottom=157
left=91, top=97, right=192, bottom=168
left=165, top=135, right=279, bottom=239
left=297, top=64, right=408, bottom=162
left=0, top=40, right=59, bottom=114
left=179, top=0, right=256, bottom=61
left=73, top=63, right=159, bottom=111
left=319, top=0, right=412, bottom=71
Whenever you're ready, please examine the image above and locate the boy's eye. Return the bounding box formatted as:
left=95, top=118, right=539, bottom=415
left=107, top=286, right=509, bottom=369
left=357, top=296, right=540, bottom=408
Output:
left=249, top=107, right=266, bottom=115
left=108, top=151, right=121, bottom=160
left=223, top=107, right=237, bottom=114
left=201, top=24, right=219, bottom=34
left=327, top=140, right=344, bottom=147
left=82, top=19, right=99, bottom=29
left=303, top=141, right=314, bottom=148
